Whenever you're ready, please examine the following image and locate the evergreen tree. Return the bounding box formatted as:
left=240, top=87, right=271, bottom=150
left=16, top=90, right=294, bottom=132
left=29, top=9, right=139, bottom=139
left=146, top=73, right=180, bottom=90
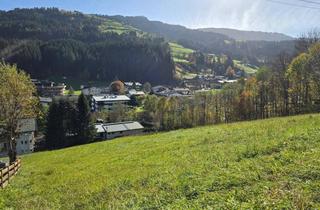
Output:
left=76, top=93, right=96, bottom=144
left=60, top=99, right=78, bottom=146
left=45, top=101, right=64, bottom=149
left=45, top=99, right=78, bottom=149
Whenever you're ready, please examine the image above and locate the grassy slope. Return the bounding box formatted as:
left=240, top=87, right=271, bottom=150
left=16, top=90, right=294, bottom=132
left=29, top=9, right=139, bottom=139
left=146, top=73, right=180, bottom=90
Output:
left=234, top=60, right=259, bottom=75
left=169, top=42, right=194, bottom=64
left=98, top=18, right=141, bottom=35
left=1, top=114, right=320, bottom=209
left=169, top=43, right=194, bottom=57
left=169, top=42, right=197, bottom=80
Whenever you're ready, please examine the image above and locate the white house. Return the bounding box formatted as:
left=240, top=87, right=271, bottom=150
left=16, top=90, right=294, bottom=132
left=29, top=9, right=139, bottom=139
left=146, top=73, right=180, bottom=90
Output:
left=0, top=119, right=37, bottom=157
left=91, top=95, right=131, bottom=112
left=95, top=121, right=144, bottom=140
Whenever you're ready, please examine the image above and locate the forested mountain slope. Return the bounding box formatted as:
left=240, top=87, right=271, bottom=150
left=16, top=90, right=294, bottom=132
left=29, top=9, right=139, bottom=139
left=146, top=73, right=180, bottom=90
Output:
left=111, top=15, right=295, bottom=63
left=0, top=8, right=175, bottom=84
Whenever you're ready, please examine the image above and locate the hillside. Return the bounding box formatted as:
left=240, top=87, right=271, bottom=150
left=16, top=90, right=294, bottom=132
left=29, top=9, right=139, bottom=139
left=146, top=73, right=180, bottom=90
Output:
left=199, top=28, right=294, bottom=42
left=169, top=42, right=198, bottom=79
left=1, top=114, right=320, bottom=209
left=0, top=8, right=175, bottom=85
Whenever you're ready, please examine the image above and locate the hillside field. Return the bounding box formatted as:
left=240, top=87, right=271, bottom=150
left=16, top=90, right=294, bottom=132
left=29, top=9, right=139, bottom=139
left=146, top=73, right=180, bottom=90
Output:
left=169, top=42, right=194, bottom=64
left=233, top=60, right=259, bottom=75
left=1, top=114, right=320, bottom=209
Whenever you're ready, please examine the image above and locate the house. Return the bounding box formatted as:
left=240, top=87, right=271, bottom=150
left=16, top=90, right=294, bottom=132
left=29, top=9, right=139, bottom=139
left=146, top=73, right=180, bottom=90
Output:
left=128, top=89, right=146, bottom=97
left=0, top=119, right=37, bottom=157
left=95, top=121, right=144, bottom=140
left=173, top=88, right=192, bottom=96
left=152, top=86, right=192, bottom=97
left=32, top=79, right=66, bottom=97
left=81, top=86, right=109, bottom=96
left=39, top=97, right=53, bottom=107
left=91, top=95, right=131, bottom=112
left=152, top=85, right=169, bottom=94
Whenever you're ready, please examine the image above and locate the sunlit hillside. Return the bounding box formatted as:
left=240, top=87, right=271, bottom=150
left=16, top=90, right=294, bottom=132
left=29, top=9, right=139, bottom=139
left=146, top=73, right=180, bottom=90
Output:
left=1, top=114, right=320, bottom=209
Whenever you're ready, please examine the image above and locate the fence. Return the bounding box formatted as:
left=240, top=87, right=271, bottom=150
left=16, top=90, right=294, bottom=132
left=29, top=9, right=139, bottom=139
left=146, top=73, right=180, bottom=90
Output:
left=0, top=159, right=21, bottom=189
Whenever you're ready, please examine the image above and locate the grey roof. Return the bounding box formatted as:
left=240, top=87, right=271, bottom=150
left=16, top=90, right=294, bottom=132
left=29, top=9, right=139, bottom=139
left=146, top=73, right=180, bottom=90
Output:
left=95, top=124, right=106, bottom=133
left=93, top=95, right=130, bottom=102
left=17, top=119, right=37, bottom=133
left=95, top=121, right=144, bottom=134
left=39, top=97, right=53, bottom=103
left=0, top=119, right=36, bottom=143
left=123, top=122, right=144, bottom=130
left=105, top=123, right=127, bottom=133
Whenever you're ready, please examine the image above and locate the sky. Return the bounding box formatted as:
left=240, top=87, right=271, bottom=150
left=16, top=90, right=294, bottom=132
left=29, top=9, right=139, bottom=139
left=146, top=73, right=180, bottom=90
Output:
left=1, top=0, right=320, bottom=37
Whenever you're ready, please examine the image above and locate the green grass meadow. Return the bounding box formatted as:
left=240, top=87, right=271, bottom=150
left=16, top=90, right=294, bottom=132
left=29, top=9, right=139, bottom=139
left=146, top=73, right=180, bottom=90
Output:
left=169, top=42, right=194, bottom=64
left=1, top=114, right=320, bottom=209
left=234, top=60, right=259, bottom=75
left=99, top=19, right=141, bottom=35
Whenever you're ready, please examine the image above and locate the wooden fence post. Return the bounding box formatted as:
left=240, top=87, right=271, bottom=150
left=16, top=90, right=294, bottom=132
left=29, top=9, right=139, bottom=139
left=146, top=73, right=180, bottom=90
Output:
left=7, top=165, right=9, bottom=182
left=0, top=169, right=2, bottom=189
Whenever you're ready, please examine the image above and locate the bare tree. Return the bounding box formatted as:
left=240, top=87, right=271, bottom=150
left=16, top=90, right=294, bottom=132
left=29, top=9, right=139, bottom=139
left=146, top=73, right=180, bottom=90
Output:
left=296, top=29, right=320, bottom=55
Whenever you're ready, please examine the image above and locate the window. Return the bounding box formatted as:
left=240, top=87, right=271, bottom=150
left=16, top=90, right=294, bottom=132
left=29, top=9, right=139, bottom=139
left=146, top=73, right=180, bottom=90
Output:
left=21, top=141, right=23, bottom=144
left=25, top=141, right=27, bottom=144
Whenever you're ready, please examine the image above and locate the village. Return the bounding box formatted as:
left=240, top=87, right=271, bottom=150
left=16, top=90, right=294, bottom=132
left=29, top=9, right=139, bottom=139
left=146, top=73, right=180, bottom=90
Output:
left=0, top=73, right=239, bottom=158
left=1, top=3, right=320, bottom=208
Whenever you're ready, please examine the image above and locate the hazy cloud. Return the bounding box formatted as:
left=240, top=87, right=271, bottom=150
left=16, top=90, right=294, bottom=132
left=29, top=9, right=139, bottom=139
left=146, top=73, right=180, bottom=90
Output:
left=182, top=0, right=320, bottom=36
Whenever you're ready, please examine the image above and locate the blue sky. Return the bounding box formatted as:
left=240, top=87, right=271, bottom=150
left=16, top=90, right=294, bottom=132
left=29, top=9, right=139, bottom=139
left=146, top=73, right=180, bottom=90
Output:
left=1, top=0, right=320, bottom=37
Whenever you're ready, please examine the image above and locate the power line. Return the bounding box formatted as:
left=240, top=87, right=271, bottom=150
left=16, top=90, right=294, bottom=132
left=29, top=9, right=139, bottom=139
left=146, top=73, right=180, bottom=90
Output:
left=296, top=0, right=320, bottom=6
left=267, top=0, right=320, bottom=10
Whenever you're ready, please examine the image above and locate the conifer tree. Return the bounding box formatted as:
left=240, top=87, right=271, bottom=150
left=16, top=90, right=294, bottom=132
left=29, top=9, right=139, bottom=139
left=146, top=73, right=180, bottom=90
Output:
left=45, top=101, right=64, bottom=149
left=76, top=93, right=96, bottom=144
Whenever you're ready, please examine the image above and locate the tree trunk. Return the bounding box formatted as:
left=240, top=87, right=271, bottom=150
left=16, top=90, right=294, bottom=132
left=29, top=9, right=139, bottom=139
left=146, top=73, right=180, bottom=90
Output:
left=8, top=137, right=17, bottom=164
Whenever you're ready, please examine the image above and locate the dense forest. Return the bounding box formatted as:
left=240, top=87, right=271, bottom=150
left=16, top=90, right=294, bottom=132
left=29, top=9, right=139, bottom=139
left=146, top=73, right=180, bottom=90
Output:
left=0, top=8, right=175, bottom=84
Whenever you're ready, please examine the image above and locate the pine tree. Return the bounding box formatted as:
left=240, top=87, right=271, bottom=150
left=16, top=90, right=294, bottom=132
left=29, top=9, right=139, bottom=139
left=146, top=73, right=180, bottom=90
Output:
left=45, top=101, right=64, bottom=149
left=76, top=93, right=96, bottom=144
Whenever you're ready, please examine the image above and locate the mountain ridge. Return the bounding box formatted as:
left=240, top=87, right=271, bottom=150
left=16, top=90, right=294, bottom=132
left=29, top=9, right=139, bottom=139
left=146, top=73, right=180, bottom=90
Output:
left=110, top=15, right=295, bottom=63
left=199, top=27, right=294, bottom=42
